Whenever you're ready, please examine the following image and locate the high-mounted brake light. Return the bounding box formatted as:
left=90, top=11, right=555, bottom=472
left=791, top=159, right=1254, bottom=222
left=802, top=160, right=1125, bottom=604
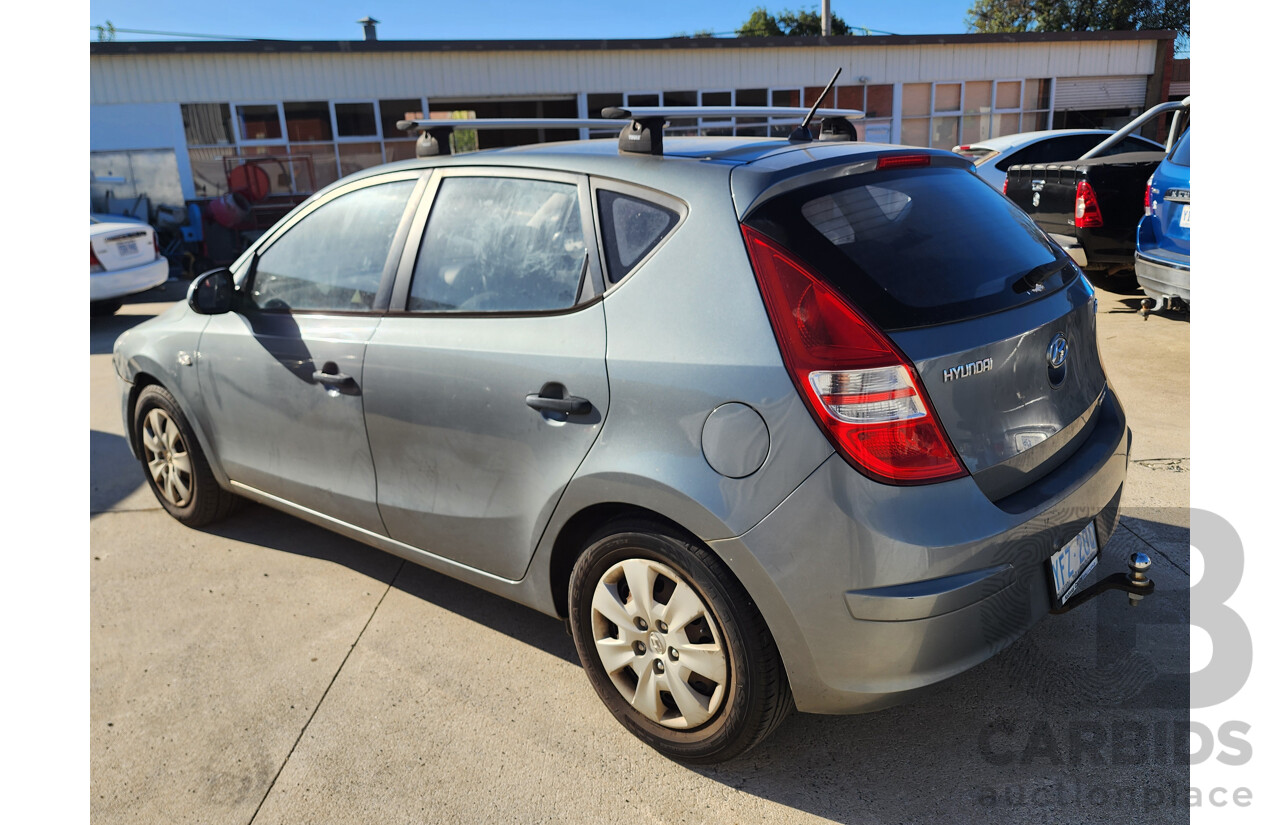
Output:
left=90, top=243, right=104, bottom=274
left=741, top=225, right=967, bottom=485
left=1074, top=180, right=1103, bottom=228
left=877, top=154, right=931, bottom=171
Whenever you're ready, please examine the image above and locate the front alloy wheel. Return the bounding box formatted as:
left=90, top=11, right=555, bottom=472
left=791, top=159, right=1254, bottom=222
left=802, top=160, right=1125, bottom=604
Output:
left=141, top=408, right=193, bottom=507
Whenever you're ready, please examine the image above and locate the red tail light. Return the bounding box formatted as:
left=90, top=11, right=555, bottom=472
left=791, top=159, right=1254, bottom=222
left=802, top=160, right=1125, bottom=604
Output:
left=1002, top=175, right=1008, bottom=195
left=1074, top=180, right=1103, bottom=228
left=877, top=154, right=931, bottom=170
left=90, top=242, right=104, bottom=273
left=152, top=231, right=161, bottom=261
left=1143, top=176, right=1153, bottom=215
left=741, top=225, right=967, bottom=485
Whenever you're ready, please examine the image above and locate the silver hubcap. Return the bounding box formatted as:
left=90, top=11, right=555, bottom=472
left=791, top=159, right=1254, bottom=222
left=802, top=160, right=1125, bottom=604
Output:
left=590, top=559, right=728, bottom=729
left=141, top=408, right=193, bottom=507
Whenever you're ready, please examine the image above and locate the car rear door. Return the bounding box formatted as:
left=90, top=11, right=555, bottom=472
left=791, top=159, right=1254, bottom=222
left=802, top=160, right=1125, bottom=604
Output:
left=195, top=171, right=426, bottom=532
left=361, top=168, right=609, bottom=580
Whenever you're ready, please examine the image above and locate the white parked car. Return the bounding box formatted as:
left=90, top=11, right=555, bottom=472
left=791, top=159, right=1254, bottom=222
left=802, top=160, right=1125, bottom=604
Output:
left=90, top=215, right=169, bottom=316
left=954, top=129, right=1164, bottom=190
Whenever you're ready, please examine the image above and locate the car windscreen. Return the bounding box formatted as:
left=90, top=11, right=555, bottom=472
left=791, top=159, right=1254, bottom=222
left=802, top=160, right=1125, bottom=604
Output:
left=742, top=165, right=1075, bottom=330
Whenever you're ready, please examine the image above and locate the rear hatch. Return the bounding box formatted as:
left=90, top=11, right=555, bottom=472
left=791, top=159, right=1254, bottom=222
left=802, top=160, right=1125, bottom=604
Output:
left=91, top=223, right=156, bottom=271
left=736, top=153, right=1107, bottom=501
left=1147, top=131, right=1191, bottom=259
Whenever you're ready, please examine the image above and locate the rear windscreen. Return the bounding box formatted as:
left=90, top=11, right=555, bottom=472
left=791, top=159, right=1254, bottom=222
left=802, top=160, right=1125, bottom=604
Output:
left=743, top=165, right=1074, bottom=330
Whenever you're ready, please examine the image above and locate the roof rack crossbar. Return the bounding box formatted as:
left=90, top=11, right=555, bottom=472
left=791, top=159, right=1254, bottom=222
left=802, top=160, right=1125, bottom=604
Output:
left=396, top=117, right=618, bottom=157
left=601, top=105, right=865, bottom=156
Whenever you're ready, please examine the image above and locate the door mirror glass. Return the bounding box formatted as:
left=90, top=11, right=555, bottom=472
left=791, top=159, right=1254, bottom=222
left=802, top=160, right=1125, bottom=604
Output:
left=188, top=268, right=236, bottom=315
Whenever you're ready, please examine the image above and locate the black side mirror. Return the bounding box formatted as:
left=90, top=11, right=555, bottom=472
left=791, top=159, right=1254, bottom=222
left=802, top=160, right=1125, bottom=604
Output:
left=188, top=268, right=236, bottom=315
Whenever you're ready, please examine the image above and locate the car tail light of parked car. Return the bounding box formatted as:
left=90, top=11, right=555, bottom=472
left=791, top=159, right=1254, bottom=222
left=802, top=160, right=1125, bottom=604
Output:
left=91, top=243, right=105, bottom=274
left=1074, top=179, right=1104, bottom=228
left=742, top=226, right=966, bottom=485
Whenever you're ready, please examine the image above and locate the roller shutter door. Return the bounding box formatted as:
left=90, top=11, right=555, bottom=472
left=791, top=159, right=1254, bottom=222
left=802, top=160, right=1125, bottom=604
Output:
left=1054, top=76, right=1148, bottom=110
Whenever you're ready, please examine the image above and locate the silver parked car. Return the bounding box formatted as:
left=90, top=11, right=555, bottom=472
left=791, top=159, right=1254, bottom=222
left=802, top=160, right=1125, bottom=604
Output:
left=114, top=117, right=1134, bottom=763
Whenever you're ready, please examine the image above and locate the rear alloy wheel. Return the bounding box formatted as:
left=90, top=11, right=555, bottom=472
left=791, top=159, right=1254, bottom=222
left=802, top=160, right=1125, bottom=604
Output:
left=568, top=521, right=792, bottom=763
left=133, top=384, right=240, bottom=526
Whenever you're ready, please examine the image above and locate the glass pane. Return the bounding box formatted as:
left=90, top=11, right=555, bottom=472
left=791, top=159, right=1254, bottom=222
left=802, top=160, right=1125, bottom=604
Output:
left=771, top=89, right=800, bottom=108
left=627, top=93, right=659, bottom=107
left=587, top=93, right=624, bottom=117
left=994, top=113, right=1022, bottom=137
left=380, top=99, right=423, bottom=140
left=1026, top=111, right=1049, bottom=132
left=287, top=143, right=337, bottom=192
left=863, top=119, right=892, bottom=143
left=238, top=146, right=292, bottom=194
left=384, top=140, right=418, bottom=162
left=736, top=89, right=767, bottom=106
left=804, top=86, right=828, bottom=107
left=835, top=85, right=864, bottom=111
left=996, top=81, right=1022, bottom=110
left=934, top=83, right=961, bottom=113
left=901, top=84, right=931, bottom=117
left=598, top=191, right=679, bottom=281
left=900, top=117, right=929, bottom=147
left=251, top=180, right=416, bottom=312
left=337, top=141, right=384, bottom=177
left=410, top=177, right=586, bottom=313
left=335, top=102, right=378, bottom=137
left=701, top=90, right=731, bottom=106
left=866, top=85, right=893, bottom=118
left=236, top=105, right=281, bottom=141
left=931, top=116, right=959, bottom=148
left=1026, top=79, right=1051, bottom=110
left=182, top=103, right=234, bottom=145
left=964, top=81, right=991, bottom=115
left=664, top=90, right=697, bottom=106
left=188, top=147, right=235, bottom=197
left=283, top=101, right=332, bottom=141
left=961, top=115, right=987, bottom=145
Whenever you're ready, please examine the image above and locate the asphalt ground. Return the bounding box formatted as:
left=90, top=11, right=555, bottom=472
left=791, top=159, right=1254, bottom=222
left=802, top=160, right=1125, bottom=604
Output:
left=89, top=276, right=1190, bottom=824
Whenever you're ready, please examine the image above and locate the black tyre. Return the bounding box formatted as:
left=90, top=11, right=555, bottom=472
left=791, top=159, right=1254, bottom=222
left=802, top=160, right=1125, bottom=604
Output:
left=90, top=299, right=122, bottom=317
left=568, top=519, right=792, bottom=763
left=133, top=384, right=240, bottom=526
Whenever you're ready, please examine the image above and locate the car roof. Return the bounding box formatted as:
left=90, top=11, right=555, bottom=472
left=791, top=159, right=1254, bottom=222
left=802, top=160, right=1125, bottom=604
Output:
left=963, top=129, right=1115, bottom=153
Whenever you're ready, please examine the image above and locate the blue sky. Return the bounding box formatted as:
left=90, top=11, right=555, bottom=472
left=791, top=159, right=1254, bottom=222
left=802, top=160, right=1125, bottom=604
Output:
left=87, top=1, right=980, bottom=41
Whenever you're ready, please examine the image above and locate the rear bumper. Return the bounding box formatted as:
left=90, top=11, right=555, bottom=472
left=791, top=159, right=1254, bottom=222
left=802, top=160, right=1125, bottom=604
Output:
left=1135, top=251, right=1190, bottom=303
left=90, top=257, right=169, bottom=302
left=710, top=386, right=1130, bottom=714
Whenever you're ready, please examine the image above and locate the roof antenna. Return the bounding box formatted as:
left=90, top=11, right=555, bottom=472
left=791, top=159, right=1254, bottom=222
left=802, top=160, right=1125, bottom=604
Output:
left=790, top=67, right=842, bottom=142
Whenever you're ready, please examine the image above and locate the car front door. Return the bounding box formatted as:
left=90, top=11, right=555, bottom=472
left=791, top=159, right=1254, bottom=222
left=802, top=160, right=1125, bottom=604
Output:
left=362, top=169, right=609, bottom=580
left=196, top=172, right=425, bottom=532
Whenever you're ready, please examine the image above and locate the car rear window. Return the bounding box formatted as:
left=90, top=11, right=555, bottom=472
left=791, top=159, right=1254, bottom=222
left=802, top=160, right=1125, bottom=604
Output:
left=743, top=165, right=1074, bottom=330
left=1169, top=130, right=1190, bottom=166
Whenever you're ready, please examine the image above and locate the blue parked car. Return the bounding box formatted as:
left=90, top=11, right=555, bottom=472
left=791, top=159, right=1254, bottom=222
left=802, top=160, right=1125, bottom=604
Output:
left=1135, top=128, right=1190, bottom=308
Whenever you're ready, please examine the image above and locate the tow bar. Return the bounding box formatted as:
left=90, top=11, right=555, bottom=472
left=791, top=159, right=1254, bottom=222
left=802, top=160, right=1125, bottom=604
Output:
left=1050, top=553, right=1154, bottom=614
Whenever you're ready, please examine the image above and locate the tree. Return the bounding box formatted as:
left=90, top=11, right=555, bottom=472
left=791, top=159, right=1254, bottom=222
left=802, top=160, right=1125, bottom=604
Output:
left=738, top=6, right=851, bottom=37
left=966, top=0, right=1188, bottom=41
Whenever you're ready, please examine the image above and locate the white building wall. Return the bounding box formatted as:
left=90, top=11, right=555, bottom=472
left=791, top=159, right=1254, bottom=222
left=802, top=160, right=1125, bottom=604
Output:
left=90, top=40, right=1158, bottom=105
left=90, top=103, right=197, bottom=200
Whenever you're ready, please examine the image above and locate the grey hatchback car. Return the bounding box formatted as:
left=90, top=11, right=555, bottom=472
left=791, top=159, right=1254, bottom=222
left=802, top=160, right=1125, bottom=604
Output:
left=114, top=125, right=1130, bottom=763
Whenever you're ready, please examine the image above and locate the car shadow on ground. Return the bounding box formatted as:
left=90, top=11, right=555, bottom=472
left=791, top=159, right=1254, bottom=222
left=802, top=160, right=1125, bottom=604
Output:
left=90, top=430, right=146, bottom=512
left=185, top=498, right=1188, bottom=824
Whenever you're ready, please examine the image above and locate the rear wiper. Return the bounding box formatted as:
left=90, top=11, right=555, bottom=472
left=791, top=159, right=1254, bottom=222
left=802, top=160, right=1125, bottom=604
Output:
left=1011, top=258, right=1072, bottom=294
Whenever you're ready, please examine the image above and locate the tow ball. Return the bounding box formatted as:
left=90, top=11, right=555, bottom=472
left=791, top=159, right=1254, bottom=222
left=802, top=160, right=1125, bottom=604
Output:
left=1050, top=553, right=1155, bottom=614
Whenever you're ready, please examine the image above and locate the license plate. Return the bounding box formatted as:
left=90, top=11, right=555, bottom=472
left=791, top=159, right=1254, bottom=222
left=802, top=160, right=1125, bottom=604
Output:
left=114, top=240, right=138, bottom=256
left=1048, top=521, right=1099, bottom=602
left=1179, top=204, right=1191, bottom=228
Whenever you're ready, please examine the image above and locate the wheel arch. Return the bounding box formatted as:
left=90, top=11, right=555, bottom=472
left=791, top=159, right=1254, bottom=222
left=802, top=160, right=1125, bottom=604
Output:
left=126, top=368, right=230, bottom=487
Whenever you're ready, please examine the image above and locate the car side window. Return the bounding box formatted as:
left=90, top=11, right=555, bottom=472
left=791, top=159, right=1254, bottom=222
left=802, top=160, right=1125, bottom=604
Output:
left=249, top=180, right=416, bottom=312
left=409, top=177, right=587, bottom=313
left=597, top=190, right=680, bottom=283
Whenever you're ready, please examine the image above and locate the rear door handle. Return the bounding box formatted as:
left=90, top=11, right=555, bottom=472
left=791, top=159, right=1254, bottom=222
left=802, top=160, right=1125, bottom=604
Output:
left=526, top=382, right=591, bottom=416
left=313, top=361, right=357, bottom=388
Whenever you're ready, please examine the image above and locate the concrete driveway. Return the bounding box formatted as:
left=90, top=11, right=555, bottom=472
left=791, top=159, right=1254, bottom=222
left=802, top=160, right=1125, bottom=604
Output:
left=90, top=278, right=1189, bottom=824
